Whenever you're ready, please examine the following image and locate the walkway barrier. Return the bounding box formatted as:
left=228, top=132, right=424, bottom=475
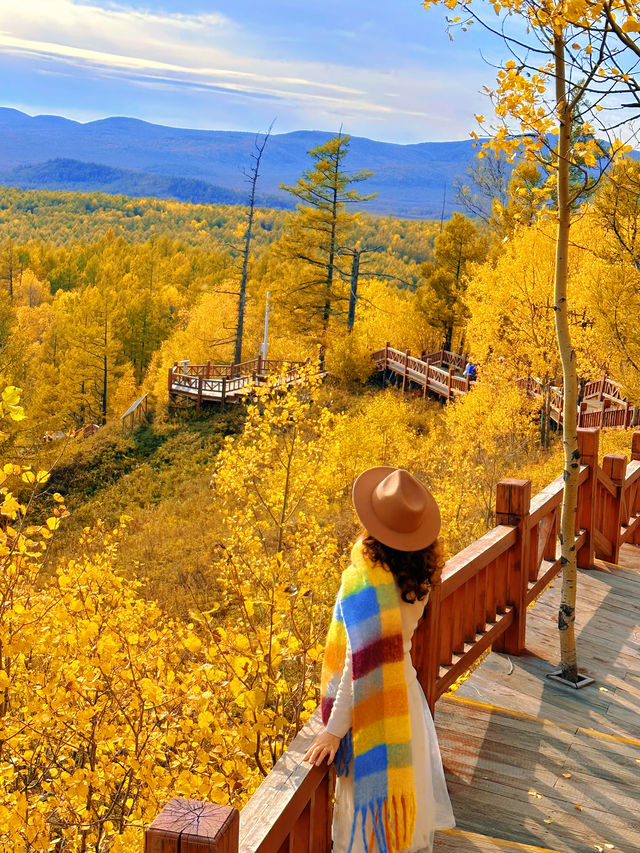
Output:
left=145, top=427, right=640, bottom=853
left=375, top=343, right=635, bottom=430
left=168, top=357, right=309, bottom=408
left=120, top=393, right=148, bottom=432
left=372, top=343, right=475, bottom=401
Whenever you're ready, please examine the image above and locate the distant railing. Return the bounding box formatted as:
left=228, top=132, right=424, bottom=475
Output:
left=372, top=343, right=476, bottom=400
left=517, top=374, right=634, bottom=431
left=583, top=372, right=627, bottom=405
left=168, top=357, right=309, bottom=408
left=579, top=399, right=634, bottom=430
left=120, top=393, right=148, bottom=432
left=145, top=426, right=640, bottom=853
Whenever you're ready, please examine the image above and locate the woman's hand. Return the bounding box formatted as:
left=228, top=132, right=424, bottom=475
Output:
left=303, top=729, right=341, bottom=766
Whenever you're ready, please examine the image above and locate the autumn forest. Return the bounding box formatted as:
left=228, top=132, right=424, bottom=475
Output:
left=2, top=94, right=640, bottom=851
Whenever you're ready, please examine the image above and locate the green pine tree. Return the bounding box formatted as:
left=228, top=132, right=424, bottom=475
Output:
left=279, top=134, right=375, bottom=358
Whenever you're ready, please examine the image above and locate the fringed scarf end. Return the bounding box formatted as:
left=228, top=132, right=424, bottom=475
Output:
left=349, top=791, right=416, bottom=853
left=335, top=729, right=353, bottom=777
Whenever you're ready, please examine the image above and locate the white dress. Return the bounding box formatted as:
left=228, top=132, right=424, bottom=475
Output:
left=326, top=591, right=456, bottom=853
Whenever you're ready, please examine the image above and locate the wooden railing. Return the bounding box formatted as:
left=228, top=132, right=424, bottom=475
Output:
left=120, top=393, right=149, bottom=432
left=579, top=399, right=634, bottom=430
left=168, top=358, right=309, bottom=408
left=517, top=375, right=635, bottom=430
left=372, top=344, right=476, bottom=400
left=145, top=427, right=640, bottom=853
left=583, top=372, right=627, bottom=405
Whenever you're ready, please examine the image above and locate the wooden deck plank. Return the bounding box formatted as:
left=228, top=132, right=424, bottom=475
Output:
left=431, top=548, right=640, bottom=853
left=434, top=828, right=564, bottom=852
left=451, top=560, right=640, bottom=742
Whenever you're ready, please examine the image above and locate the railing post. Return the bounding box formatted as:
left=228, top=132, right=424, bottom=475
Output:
left=602, top=453, right=627, bottom=564
left=413, top=575, right=442, bottom=714
left=168, top=367, right=173, bottom=397
left=577, top=428, right=600, bottom=570
left=145, top=799, right=239, bottom=853
left=447, top=366, right=454, bottom=401
left=402, top=350, right=410, bottom=393
left=578, top=401, right=588, bottom=428
left=384, top=341, right=390, bottom=372
left=257, top=353, right=263, bottom=375
left=221, top=376, right=227, bottom=409
left=632, top=432, right=640, bottom=545
left=206, top=360, right=211, bottom=379
left=494, top=478, right=531, bottom=656
left=197, top=377, right=203, bottom=411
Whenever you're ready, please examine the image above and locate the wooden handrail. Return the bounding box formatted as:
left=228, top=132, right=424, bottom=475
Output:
left=120, top=393, right=148, bottom=432
left=372, top=346, right=476, bottom=404
left=169, top=357, right=311, bottom=406
left=145, top=427, right=640, bottom=852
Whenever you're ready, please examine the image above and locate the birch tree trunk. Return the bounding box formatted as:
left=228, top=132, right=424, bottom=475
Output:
left=553, top=33, right=580, bottom=683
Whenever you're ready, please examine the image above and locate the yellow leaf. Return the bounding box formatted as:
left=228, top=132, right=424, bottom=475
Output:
left=242, top=688, right=266, bottom=710
left=184, top=634, right=202, bottom=654
left=198, top=710, right=215, bottom=730
left=1, top=494, right=20, bottom=518
left=622, top=17, right=640, bottom=32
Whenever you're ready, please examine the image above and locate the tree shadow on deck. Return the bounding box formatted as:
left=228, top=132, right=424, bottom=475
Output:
left=434, top=559, right=640, bottom=853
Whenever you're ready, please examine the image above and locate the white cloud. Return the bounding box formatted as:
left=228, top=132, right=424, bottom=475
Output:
left=0, top=0, right=484, bottom=138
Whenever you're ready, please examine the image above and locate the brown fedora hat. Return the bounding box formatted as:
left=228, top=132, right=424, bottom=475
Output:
left=352, top=467, right=441, bottom=552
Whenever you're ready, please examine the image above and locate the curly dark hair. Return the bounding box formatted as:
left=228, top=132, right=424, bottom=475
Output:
left=360, top=532, right=445, bottom=603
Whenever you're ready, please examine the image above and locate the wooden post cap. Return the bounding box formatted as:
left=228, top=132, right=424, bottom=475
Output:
left=577, top=427, right=599, bottom=459
left=495, top=478, right=531, bottom=524
left=145, top=799, right=239, bottom=853
left=602, top=453, right=627, bottom=484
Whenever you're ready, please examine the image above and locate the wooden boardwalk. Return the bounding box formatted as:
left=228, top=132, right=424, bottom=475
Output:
left=374, top=344, right=634, bottom=430
left=372, top=345, right=476, bottom=401
left=168, top=357, right=308, bottom=408
left=434, top=545, right=640, bottom=853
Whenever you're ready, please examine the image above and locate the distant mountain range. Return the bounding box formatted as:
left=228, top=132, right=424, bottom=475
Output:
left=0, top=108, right=490, bottom=218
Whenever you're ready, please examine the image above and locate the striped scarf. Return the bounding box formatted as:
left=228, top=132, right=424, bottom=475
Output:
left=320, top=540, right=416, bottom=853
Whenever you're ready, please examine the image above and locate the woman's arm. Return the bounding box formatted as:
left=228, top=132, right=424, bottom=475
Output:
left=303, top=636, right=352, bottom=766
left=325, top=636, right=353, bottom=739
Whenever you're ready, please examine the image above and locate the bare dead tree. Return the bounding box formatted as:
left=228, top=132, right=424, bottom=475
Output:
left=234, top=121, right=275, bottom=365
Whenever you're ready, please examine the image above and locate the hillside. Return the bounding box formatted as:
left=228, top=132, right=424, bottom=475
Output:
left=0, top=108, right=486, bottom=218
left=0, top=158, right=292, bottom=210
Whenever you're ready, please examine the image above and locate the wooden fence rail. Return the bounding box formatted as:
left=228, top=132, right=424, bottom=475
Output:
left=375, top=343, right=635, bottom=431
left=372, top=343, right=475, bottom=401
left=145, top=427, right=640, bottom=853
left=168, top=358, right=309, bottom=408
left=120, top=393, right=149, bottom=432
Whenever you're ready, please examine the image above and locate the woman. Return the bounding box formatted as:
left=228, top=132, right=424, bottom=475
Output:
left=303, top=467, right=456, bottom=853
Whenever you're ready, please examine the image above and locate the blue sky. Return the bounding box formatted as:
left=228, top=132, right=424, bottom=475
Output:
left=0, top=0, right=505, bottom=143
